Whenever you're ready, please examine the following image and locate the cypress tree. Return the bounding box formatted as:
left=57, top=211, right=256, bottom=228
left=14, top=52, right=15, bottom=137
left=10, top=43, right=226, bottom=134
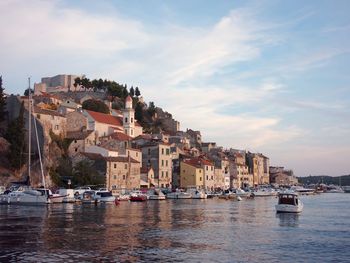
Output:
left=0, top=76, right=6, bottom=122
left=5, top=101, right=26, bottom=169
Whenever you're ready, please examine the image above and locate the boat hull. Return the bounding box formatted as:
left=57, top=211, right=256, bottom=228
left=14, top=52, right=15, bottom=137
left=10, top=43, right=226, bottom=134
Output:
left=275, top=204, right=303, bottom=213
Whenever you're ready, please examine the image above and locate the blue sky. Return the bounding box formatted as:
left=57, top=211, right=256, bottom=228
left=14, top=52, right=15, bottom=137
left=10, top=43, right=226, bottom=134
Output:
left=0, top=0, right=349, bottom=176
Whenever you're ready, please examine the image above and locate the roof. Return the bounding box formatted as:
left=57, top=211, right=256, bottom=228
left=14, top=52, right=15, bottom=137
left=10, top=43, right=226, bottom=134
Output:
left=66, top=130, right=94, bottom=140
left=100, top=131, right=132, bottom=141
left=183, top=157, right=213, bottom=168
left=141, top=166, right=153, bottom=173
left=81, top=152, right=105, bottom=160
left=34, top=106, right=65, bottom=117
left=125, top=95, right=132, bottom=102
left=105, top=156, right=139, bottom=163
left=85, top=110, right=123, bottom=127
left=60, top=100, right=81, bottom=109
left=133, top=134, right=152, bottom=140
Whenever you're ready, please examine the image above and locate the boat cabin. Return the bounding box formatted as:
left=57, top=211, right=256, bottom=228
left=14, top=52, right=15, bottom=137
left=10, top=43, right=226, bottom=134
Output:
left=278, top=193, right=299, bottom=206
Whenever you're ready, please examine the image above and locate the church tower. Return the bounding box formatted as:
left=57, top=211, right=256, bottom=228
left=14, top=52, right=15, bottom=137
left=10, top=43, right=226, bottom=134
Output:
left=122, top=95, right=135, bottom=137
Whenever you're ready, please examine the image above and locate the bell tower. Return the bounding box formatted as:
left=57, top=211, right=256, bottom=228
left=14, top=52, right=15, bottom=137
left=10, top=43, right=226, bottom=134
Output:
left=122, top=95, right=135, bottom=137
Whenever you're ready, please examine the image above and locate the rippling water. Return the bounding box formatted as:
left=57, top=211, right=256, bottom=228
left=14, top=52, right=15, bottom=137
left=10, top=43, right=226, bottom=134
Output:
left=0, top=194, right=349, bottom=262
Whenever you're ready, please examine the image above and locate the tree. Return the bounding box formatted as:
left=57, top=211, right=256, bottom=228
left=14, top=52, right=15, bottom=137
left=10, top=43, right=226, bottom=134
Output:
left=129, top=86, right=135, bottom=97
left=135, top=87, right=141, bottom=97
left=82, top=99, right=110, bottom=114
left=107, top=81, right=124, bottom=102
left=0, top=76, right=7, bottom=122
left=24, top=88, right=34, bottom=96
left=5, top=102, right=26, bottom=169
left=122, top=86, right=129, bottom=98
left=135, top=102, right=144, bottom=123
left=73, top=160, right=104, bottom=186
left=148, top=101, right=156, bottom=116
left=73, top=77, right=82, bottom=91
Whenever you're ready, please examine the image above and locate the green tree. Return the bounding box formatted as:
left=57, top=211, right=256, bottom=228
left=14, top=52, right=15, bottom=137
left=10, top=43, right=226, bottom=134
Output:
left=148, top=101, right=156, bottom=116
left=82, top=99, right=110, bottom=114
left=73, top=160, right=104, bottom=186
left=5, top=102, right=26, bottom=169
left=135, top=87, right=141, bottom=97
left=135, top=102, right=144, bottom=123
left=24, top=88, right=34, bottom=96
left=0, top=76, right=7, bottom=122
left=129, top=86, right=135, bottom=97
left=107, top=81, right=124, bottom=102
left=73, top=77, right=82, bottom=91
left=122, top=86, right=129, bottom=98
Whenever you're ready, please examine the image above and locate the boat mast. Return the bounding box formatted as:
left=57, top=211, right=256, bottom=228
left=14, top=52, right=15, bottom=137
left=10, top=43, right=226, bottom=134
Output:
left=28, top=77, right=31, bottom=184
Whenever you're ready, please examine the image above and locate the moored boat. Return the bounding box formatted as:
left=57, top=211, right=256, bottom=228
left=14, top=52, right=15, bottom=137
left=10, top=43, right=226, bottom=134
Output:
left=148, top=189, right=166, bottom=200
left=130, top=191, right=147, bottom=202
left=166, top=190, right=191, bottom=199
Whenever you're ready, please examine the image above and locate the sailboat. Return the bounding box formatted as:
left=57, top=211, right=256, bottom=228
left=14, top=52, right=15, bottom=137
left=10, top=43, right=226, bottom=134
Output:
left=6, top=78, right=50, bottom=205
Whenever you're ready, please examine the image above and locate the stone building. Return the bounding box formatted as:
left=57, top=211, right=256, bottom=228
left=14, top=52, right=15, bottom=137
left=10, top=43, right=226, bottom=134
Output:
left=141, top=142, right=172, bottom=188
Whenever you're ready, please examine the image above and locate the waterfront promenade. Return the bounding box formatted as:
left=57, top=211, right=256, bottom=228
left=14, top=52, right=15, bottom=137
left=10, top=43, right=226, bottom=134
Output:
left=0, top=193, right=349, bottom=262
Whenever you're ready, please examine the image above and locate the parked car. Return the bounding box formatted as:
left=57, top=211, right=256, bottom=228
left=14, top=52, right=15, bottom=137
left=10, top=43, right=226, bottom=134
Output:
left=74, top=186, right=92, bottom=197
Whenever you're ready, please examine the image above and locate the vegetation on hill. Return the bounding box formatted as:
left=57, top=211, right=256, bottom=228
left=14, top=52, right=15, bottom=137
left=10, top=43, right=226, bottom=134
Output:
left=82, top=99, right=110, bottom=114
left=5, top=102, right=26, bottom=169
left=0, top=76, right=7, bottom=123
left=298, top=175, right=350, bottom=186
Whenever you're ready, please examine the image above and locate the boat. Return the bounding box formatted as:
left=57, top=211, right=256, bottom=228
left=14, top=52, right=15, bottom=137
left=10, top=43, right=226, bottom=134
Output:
left=129, top=191, right=147, bottom=202
left=234, top=188, right=251, bottom=197
left=94, top=190, right=116, bottom=203
left=148, top=188, right=166, bottom=200
left=81, top=190, right=99, bottom=204
left=166, top=190, right=192, bottom=199
left=5, top=79, right=50, bottom=205
left=218, top=190, right=239, bottom=200
left=57, top=189, right=76, bottom=203
left=275, top=191, right=303, bottom=213
left=290, top=186, right=315, bottom=195
left=343, top=186, right=350, bottom=193
left=186, top=188, right=207, bottom=199
left=252, top=188, right=277, bottom=197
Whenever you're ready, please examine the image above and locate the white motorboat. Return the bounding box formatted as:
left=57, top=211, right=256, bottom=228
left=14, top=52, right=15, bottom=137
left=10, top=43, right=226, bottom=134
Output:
left=186, top=188, right=207, bottom=199
left=166, top=190, right=192, bottom=199
left=148, top=189, right=166, bottom=200
left=234, top=188, right=251, bottom=197
left=95, top=190, right=116, bottom=203
left=275, top=191, right=303, bottom=213
left=252, top=188, right=277, bottom=197
left=290, top=186, right=315, bottom=195
left=57, top=189, right=75, bottom=203
left=81, top=191, right=99, bottom=204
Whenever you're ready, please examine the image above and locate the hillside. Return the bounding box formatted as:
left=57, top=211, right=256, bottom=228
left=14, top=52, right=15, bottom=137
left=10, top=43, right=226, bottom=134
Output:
left=298, top=175, right=350, bottom=186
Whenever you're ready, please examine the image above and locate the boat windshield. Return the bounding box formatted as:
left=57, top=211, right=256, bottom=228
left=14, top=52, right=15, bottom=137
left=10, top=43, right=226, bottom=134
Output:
left=278, top=194, right=297, bottom=205
left=97, top=192, right=112, bottom=197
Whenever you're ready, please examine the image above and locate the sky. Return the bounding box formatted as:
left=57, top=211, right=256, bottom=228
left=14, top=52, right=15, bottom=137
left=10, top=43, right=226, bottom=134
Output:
left=0, top=0, right=349, bottom=176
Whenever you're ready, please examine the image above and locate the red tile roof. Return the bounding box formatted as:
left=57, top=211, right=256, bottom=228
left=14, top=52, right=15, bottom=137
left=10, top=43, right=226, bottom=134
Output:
left=100, top=131, right=132, bottom=141
left=86, top=110, right=123, bottom=127
left=183, top=157, right=213, bottom=168
left=105, top=156, right=139, bottom=163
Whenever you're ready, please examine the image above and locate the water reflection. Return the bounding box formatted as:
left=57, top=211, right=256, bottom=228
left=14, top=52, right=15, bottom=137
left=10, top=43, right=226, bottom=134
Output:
left=0, top=194, right=349, bottom=262
left=276, top=212, right=300, bottom=227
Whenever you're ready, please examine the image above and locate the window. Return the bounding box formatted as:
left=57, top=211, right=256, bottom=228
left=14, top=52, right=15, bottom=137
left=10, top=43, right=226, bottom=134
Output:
left=162, top=171, right=164, bottom=178
left=211, top=166, right=213, bottom=171
left=200, top=177, right=202, bottom=181
left=114, top=164, right=117, bottom=169
left=206, top=166, right=208, bottom=171
left=206, top=176, right=208, bottom=180
left=161, top=148, right=164, bottom=155
left=123, top=175, right=126, bottom=180
left=131, top=117, right=133, bottom=123
left=125, top=117, right=128, bottom=123
left=131, top=129, right=133, bottom=135
left=166, top=171, right=168, bottom=178
left=74, top=140, right=77, bottom=143
left=166, top=160, right=168, bottom=167
left=37, top=114, right=40, bottom=119
left=75, top=148, right=78, bottom=152
left=55, top=125, right=59, bottom=130
left=125, top=164, right=128, bottom=169
left=148, top=149, right=151, bottom=155
left=211, top=176, right=213, bottom=180
left=113, top=175, right=116, bottom=180
left=162, top=160, right=164, bottom=167
left=136, top=152, right=138, bottom=157
left=166, top=149, right=170, bottom=155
